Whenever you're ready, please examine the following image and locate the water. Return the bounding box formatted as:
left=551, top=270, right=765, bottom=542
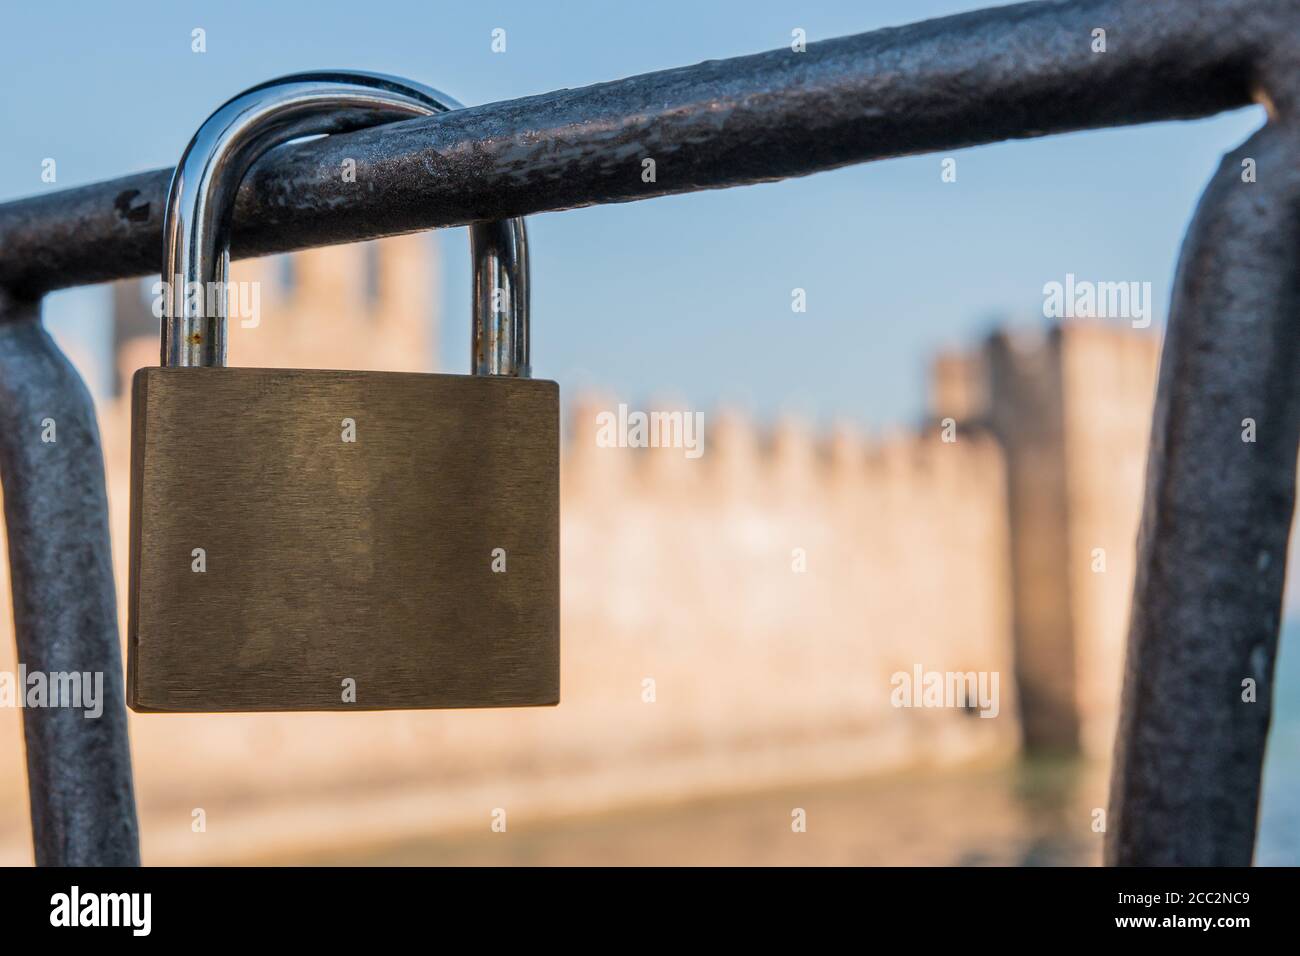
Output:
left=1257, top=620, right=1300, bottom=864
left=289, top=759, right=1107, bottom=866
left=285, top=624, right=1300, bottom=866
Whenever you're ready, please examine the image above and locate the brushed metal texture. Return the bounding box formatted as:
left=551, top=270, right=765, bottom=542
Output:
left=127, top=367, right=559, bottom=713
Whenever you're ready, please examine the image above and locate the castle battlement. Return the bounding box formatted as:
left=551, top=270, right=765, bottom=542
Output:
left=564, top=398, right=1005, bottom=500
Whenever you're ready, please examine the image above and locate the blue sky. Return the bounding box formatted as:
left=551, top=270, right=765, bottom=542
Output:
left=0, top=0, right=1265, bottom=425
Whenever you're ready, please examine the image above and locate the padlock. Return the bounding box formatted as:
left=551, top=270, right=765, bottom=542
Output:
left=127, top=72, right=559, bottom=712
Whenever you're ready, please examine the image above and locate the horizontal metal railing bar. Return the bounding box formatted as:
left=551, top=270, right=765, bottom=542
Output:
left=0, top=0, right=1267, bottom=299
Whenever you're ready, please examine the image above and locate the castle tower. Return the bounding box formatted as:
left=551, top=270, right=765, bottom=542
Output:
left=980, top=321, right=1160, bottom=757
left=983, top=327, right=1079, bottom=753
left=928, top=347, right=989, bottom=428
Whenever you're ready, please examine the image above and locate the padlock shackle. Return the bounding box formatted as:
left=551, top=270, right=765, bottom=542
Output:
left=161, top=70, right=529, bottom=376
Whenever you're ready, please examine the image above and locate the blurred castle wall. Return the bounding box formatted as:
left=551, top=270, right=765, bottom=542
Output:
left=942, top=325, right=1160, bottom=758
left=0, top=236, right=1159, bottom=864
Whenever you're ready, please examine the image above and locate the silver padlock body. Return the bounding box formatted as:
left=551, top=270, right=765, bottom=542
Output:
left=127, top=367, right=559, bottom=713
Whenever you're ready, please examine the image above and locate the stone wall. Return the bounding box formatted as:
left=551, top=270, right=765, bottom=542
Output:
left=0, top=237, right=1162, bottom=863
left=943, top=322, right=1161, bottom=757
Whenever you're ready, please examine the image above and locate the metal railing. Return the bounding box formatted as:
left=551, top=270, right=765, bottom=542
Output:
left=1, top=0, right=1297, bottom=865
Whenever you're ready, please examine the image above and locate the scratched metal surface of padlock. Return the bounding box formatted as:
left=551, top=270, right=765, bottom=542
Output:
left=127, top=72, right=559, bottom=713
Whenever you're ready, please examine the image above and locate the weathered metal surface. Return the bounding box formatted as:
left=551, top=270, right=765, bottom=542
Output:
left=128, top=367, right=560, bottom=712
left=0, top=296, right=140, bottom=865
left=1105, top=116, right=1300, bottom=864
left=0, top=0, right=1280, bottom=298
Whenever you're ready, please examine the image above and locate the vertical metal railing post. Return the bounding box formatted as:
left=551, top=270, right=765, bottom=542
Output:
left=1106, top=113, right=1300, bottom=864
left=0, top=290, right=140, bottom=865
